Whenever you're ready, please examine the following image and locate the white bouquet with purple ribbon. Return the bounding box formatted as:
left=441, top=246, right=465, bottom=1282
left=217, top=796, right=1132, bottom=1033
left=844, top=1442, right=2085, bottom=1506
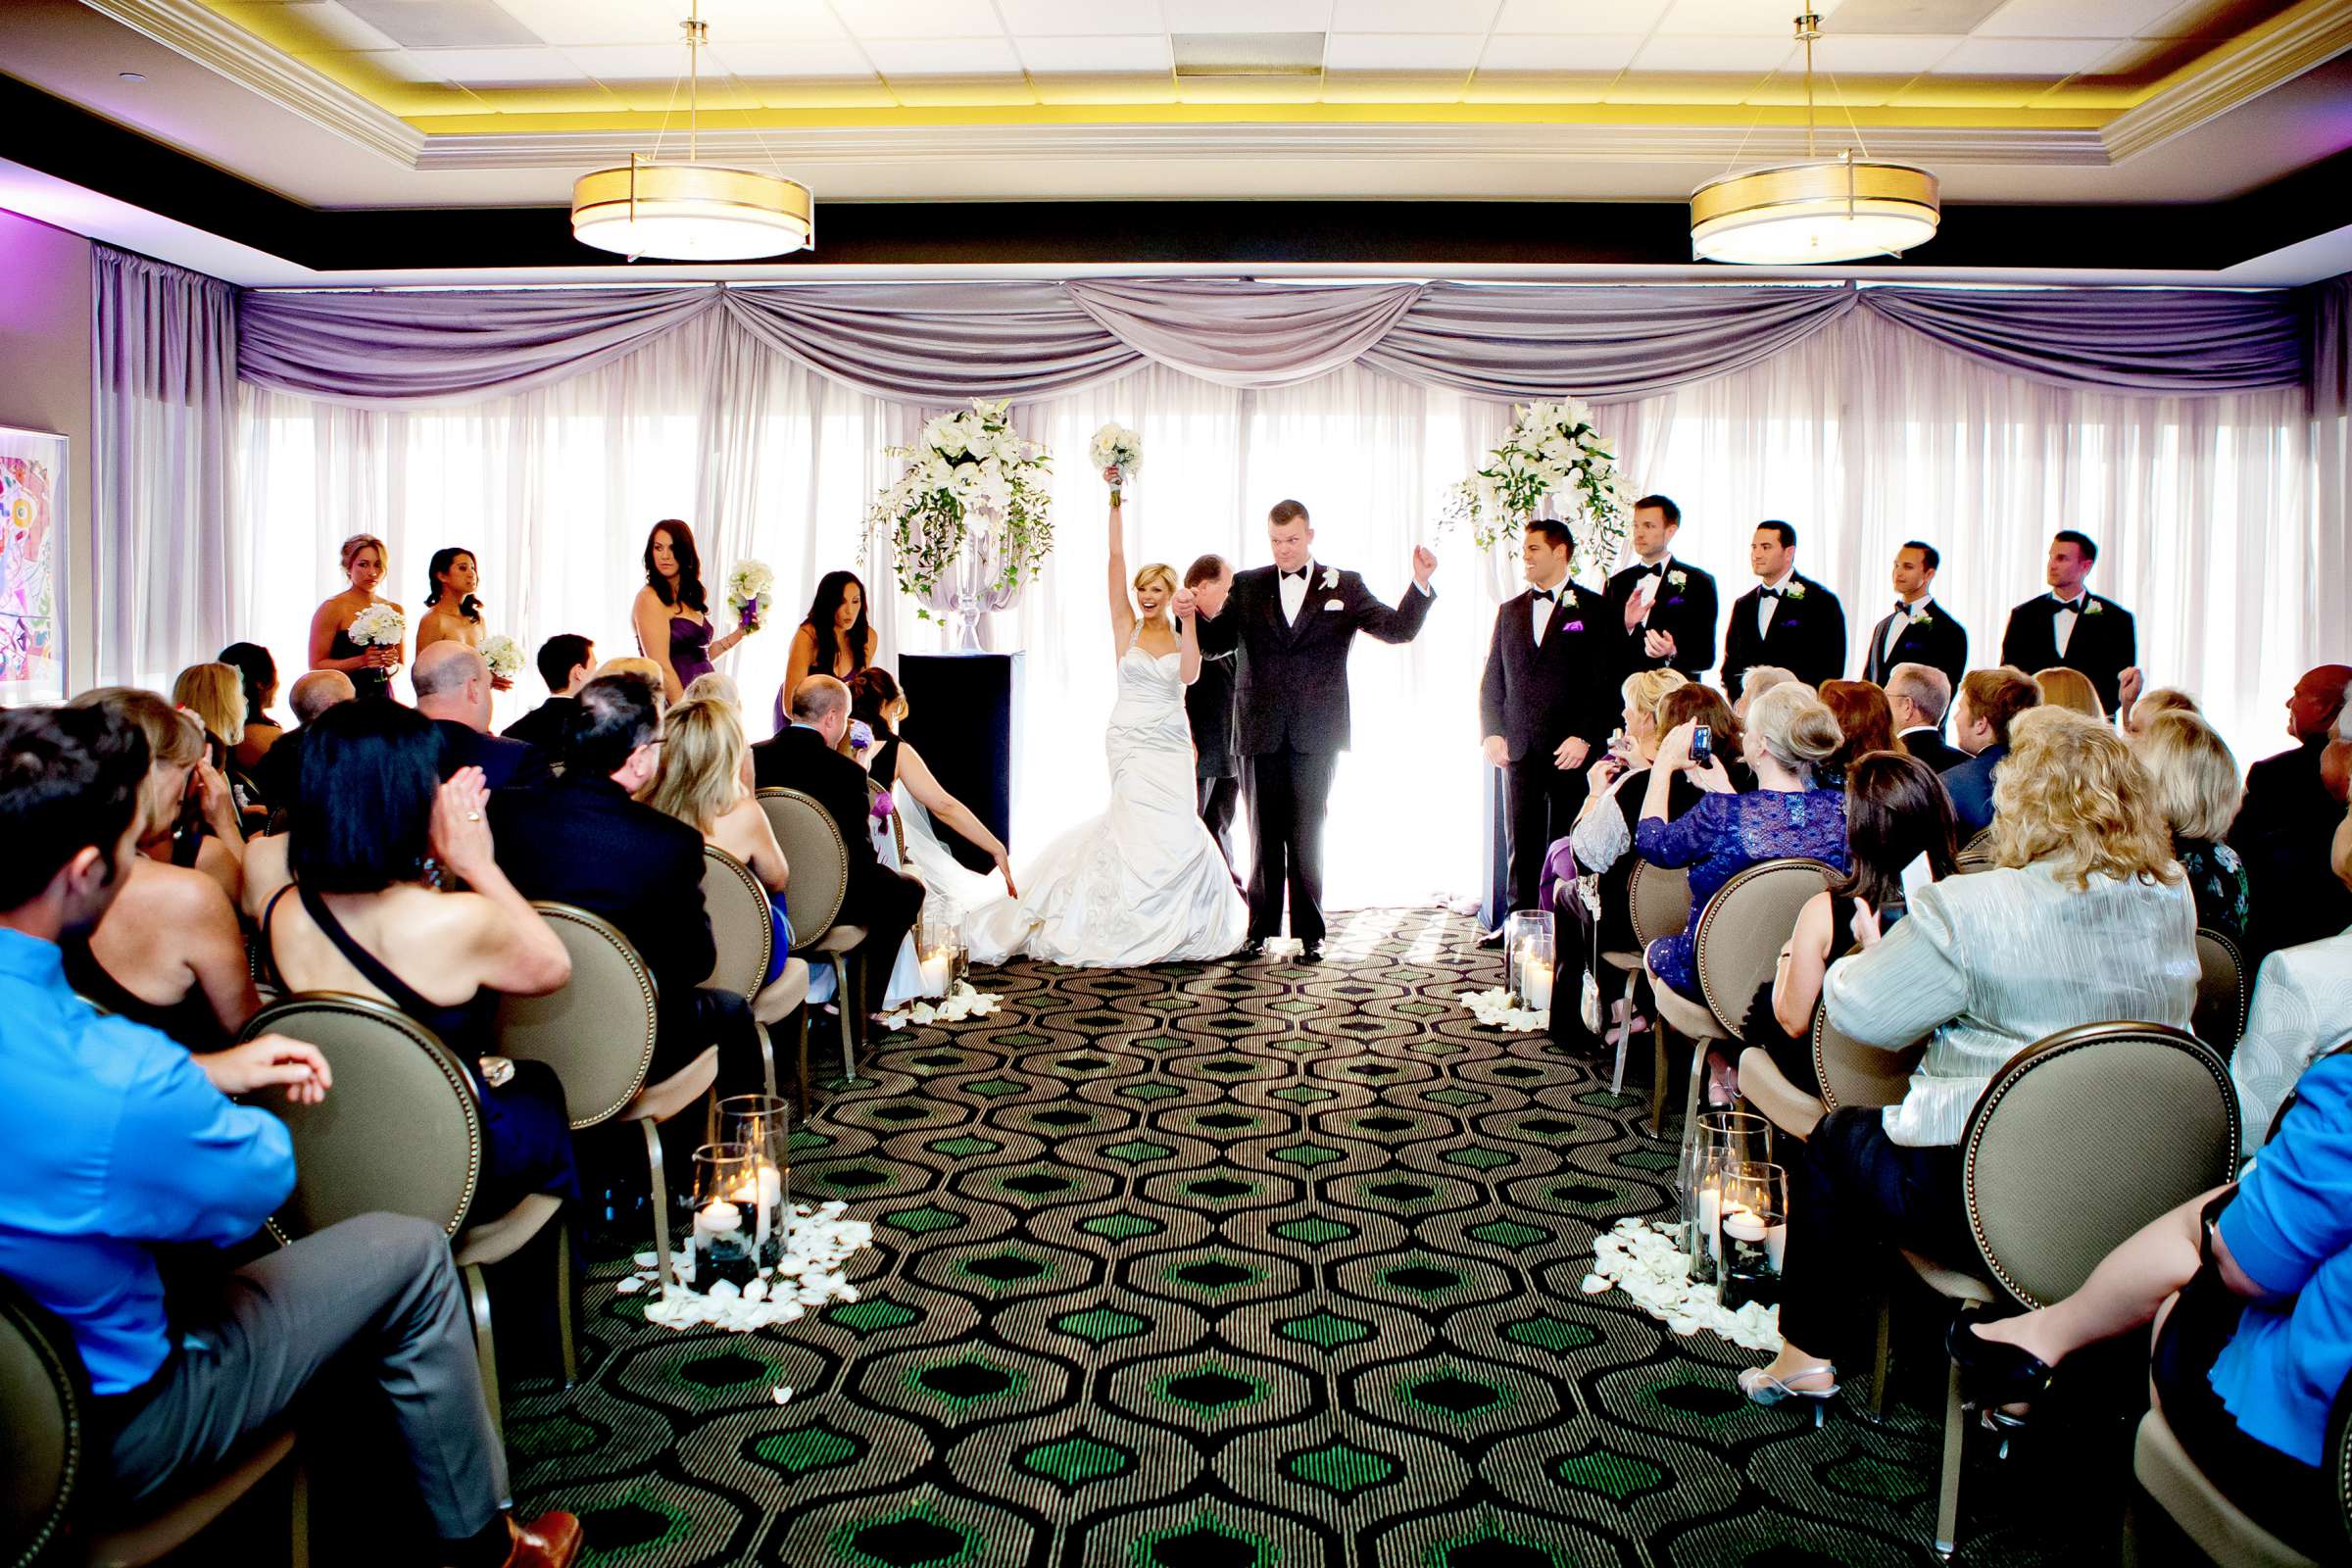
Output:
left=1441, top=397, right=1634, bottom=577
left=347, top=604, right=406, bottom=648
left=1088, top=422, right=1143, bottom=504
left=480, top=634, right=523, bottom=678
left=726, top=560, right=774, bottom=630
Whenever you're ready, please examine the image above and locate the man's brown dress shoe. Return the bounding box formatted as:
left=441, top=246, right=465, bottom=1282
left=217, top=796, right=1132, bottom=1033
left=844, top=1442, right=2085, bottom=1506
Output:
left=503, top=1511, right=583, bottom=1568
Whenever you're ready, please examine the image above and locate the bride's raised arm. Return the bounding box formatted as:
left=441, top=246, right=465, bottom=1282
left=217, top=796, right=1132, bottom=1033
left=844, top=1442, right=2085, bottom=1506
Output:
left=1174, top=586, right=1203, bottom=686
left=1102, top=466, right=1136, bottom=656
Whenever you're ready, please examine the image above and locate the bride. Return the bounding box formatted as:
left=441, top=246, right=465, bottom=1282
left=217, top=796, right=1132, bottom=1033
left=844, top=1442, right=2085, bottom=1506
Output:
left=954, top=469, right=1248, bottom=966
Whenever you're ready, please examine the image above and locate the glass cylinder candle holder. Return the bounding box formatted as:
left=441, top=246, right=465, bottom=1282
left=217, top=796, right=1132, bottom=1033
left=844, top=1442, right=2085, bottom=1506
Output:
left=716, top=1095, right=791, bottom=1269
left=1679, top=1109, right=1766, bottom=1276
left=1717, top=1160, right=1789, bottom=1311
left=1502, top=910, right=1555, bottom=1008
left=916, top=916, right=964, bottom=1000
left=687, top=1142, right=760, bottom=1295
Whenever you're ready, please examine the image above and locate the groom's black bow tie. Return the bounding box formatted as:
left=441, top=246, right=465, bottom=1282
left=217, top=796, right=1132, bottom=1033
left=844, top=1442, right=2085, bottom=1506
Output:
left=1282, top=566, right=1310, bottom=581
left=1532, top=587, right=1557, bottom=603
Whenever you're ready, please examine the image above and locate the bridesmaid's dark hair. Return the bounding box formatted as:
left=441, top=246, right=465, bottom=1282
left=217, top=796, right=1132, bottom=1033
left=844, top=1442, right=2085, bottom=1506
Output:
left=802, top=570, right=870, bottom=679
left=644, top=519, right=709, bottom=613
left=423, top=547, right=483, bottom=623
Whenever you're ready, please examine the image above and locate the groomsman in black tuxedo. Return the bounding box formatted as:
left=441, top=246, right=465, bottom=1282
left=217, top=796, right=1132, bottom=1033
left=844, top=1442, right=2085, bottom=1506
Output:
left=1480, top=518, right=1614, bottom=914
left=1720, top=519, right=1846, bottom=695
left=1861, top=540, right=1968, bottom=689
left=1602, top=494, right=1717, bottom=682
left=1999, top=529, right=2138, bottom=716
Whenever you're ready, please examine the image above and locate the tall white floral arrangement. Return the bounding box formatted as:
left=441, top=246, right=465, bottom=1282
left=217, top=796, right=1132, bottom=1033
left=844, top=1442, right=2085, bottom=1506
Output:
left=865, top=399, right=1054, bottom=619
left=1440, top=397, right=1634, bottom=579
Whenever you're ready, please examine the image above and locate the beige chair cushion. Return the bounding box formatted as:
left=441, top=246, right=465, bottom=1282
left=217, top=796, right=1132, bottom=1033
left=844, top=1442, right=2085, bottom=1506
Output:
left=759, top=789, right=849, bottom=941
left=701, top=845, right=776, bottom=1002
left=496, top=904, right=659, bottom=1130
left=1693, top=858, right=1834, bottom=1037
left=620, top=1047, right=719, bottom=1125
left=2135, top=1387, right=2319, bottom=1568
left=1738, top=1047, right=1826, bottom=1139
left=807, top=925, right=867, bottom=956
left=453, top=1192, right=564, bottom=1270
left=1899, top=1247, right=1996, bottom=1305
left=1646, top=956, right=1727, bottom=1042
left=1628, top=861, right=1693, bottom=949
left=2193, top=927, right=2249, bottom=1054
left=1, top=1283, right=76, bottom=1566
left=1815, top=1003, right=1926, bottom=1115
left=755, top=957, right=810, bottom=1028
left=1601, top=950, right=1642, bottom=973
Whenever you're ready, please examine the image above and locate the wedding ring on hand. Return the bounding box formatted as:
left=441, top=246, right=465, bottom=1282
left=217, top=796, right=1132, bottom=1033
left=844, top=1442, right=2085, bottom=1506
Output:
left=466, top=810, right=482, bottom=821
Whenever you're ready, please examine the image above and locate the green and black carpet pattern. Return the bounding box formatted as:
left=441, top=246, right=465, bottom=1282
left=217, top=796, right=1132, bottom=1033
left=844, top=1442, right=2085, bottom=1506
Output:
left=504, top=909, right=2124, bottom=1566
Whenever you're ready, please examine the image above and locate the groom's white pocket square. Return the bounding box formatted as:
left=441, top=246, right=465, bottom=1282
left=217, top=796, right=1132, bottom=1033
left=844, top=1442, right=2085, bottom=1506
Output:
left=1322, top=598, right=1346, bottom=611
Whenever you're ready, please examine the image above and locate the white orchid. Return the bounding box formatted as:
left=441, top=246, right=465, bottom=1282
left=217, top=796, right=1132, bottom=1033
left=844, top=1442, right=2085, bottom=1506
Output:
left=866, top=398, right=1056, bottom=618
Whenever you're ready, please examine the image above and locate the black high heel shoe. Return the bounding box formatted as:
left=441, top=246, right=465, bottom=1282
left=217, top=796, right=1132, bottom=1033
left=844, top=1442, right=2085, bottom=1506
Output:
left=1946, top=1308, right=2054, bottom=1428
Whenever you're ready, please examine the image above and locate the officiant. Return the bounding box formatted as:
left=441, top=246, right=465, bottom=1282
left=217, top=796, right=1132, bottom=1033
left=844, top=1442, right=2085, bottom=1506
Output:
left=1480, top=518, right=1614, bottom=916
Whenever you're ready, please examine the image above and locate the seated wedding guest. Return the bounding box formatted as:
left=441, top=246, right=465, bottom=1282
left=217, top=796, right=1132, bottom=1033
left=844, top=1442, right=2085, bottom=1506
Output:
left=66, top=688, right=243, bottom=905
left=172, top=661, right=246, bottom=778
left=1733, top=664, right=1794, bottom=725
left=60, top=689, right=261, bottom=1052
left=218, top=641, right=283, bottom=773
left=640, top=697, right=795, bottom=987
left=1739, top=751, right=1957, bottom=1099
left=2231, top=802, right=2352, bottom=1137
left=1545, top=667, right=1689, bottom=931
left=594, top=655, right=668, bottom=708
left=684, top=671, right=742, bottom=709
left=783, top=570, right=877, bottom=709
left=848, top=666, right=1015, bottom=899
left=0, top=704, right=582, bottom=1568
left=2125, top=684, right=2199, bottom=738
left=2033, top=664, right=2103, bottom=718
left=248, top=701, right=577, bottom=1216
left=1637, top=681, right=1849, bottom=1004
left=1740, top=708, right=2195, bottom=1411
left=1941, top=666, right=2042, bottom=837
left=491, top=673, right=764, bottom=1098
left=252, top=669, right=353, bottom=821
left=414, top=641, right=549, bottom=790
left=751, top=675, right=925, bottom=1027
left=1886, top=662, right=1967, bottom=773
left=1948, top=1050, right=2351, bottom=1560
left=2000, top=529, right=2138, bottom=717
left=2134, top=710, right=2251, bottom=942
left=1817, top=679, right=1895, bottom=790
left=2231, top=664, right=2352, bottom=959
left=502, top=634, right=594, bottom=753
left=1862, top=541, right=1967, bottom=689
left=309, top=531, right=404, bottom=701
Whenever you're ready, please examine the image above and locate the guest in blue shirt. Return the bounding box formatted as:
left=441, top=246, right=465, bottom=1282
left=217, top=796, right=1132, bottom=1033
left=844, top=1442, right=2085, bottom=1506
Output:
left=1951, top=1050, right=2352, bottom=1556
left=0, top=705, right=579, bottom=1568
left=1637, top=682, right=1851, bottom=1002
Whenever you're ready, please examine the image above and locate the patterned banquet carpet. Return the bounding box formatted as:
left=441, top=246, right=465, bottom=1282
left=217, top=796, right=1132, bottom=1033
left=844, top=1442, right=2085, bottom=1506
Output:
left=502, top=908, right=2139, bottom=1568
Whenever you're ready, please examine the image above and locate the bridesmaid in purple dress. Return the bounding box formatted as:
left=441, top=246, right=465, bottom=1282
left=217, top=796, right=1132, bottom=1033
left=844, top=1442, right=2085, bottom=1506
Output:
left=631, top=518, right=758, bottom=705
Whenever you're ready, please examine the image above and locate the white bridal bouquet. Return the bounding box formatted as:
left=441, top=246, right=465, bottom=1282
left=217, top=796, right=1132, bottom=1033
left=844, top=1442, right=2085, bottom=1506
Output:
left=1441, top=397, right=1635, bottom=575
left=346, top=604, right=406, bottom=648
left=865, top=399, right=1054, bottom=618
left=1088, top=422, right=1143, bottom=504
left=726, top=560, right=774, bottom=629
left=480, top=634, right=523, bottom=678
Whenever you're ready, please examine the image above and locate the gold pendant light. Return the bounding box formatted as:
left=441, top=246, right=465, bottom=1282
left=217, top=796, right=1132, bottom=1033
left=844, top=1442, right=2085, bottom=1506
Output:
left=1690, top=13, right=1937, bottom=266
left=570, top=3, right=812, bottom=262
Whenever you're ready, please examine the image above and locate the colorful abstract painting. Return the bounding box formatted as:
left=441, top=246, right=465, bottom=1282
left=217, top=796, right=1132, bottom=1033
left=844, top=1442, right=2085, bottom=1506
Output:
left=0, top=432, right=63, bottom=698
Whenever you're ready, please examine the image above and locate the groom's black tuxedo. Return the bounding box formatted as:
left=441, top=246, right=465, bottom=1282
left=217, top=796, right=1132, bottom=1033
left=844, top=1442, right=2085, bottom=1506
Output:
left=1200, top=561, right=1434, bottom=947
left=1999, top=590, right=2136, bottom=716
left=1860, top=597, right=1968, bottom=690
left=1602, top=556, right=1718, bottom=681
left=1721, top=572, right=1847, bottom=695
left=1481, top=581, right=1613, bottom=911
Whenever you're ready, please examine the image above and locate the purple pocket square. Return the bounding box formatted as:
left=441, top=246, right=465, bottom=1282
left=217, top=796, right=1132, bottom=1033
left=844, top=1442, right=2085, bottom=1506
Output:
left=1665, top=596, right=1686, bottom=607
left=1561, top=620, right=1584, bottom=632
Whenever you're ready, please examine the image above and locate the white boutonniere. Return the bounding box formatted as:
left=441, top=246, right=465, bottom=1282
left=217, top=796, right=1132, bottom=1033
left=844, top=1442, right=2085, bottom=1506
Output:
left=1784, top=580, right=1806, bottom=600
left=1912, top=606, right=1934, bottom=625
left=1320, top=567, right=1340, bottom=591
left=1667, top=569, right=1688, bottom=588
left=2082, top=599, right=2103, bottom=615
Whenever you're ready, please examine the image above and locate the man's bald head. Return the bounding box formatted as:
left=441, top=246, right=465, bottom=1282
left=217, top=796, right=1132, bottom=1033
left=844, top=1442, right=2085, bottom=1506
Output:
left=2288, top=664, right=2352, bottom=742
left=790, top=674, right=850, bottom=747
left=412, top=639, right=491, bottom=731
left=289, top=669, right=355, bottom=726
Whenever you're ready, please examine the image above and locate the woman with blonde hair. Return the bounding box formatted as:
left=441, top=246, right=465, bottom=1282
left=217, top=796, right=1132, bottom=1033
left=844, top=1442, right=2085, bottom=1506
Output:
left=1740, top=707, right=2195, bottom=1412
left=959, top=466, right=1246, bottom=965
left=172, top=661, right=247, bottom=772
left=309, top=531, right=403, bottom=700
left=640, top=697, right=795, bottom=985
left=2134, top=709, right=2251, bottom=940
left=57, top=688, right=261, bottom=1051
left=2032, top=665, right=2104, bottom=717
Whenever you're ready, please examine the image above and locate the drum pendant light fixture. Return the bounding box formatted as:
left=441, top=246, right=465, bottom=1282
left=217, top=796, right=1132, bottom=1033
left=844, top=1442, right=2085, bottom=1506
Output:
left=570, top=3, right=812, bottom=261
left=1690, top=13, right=1937, bottom=266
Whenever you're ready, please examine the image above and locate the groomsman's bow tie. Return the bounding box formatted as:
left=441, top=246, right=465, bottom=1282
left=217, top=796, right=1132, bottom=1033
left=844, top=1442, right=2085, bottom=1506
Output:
left=1758, top=586, right=1785, bottom=600
left=1282, top=567, right=1310, bottom=581
left=1639, top=563, right=1665, bottom=577
left=2052, top=595, right=2085, bottom=612
left=1894, top=599, right=1919, bottom=615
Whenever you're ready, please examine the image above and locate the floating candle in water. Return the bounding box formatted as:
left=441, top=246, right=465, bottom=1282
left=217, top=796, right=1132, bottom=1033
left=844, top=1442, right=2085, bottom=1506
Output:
left=696, top=1200, right=743, bottom=1237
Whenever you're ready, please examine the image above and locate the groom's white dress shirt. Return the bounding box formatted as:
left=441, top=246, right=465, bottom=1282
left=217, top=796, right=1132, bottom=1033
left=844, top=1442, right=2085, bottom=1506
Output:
left=1280, top=560, right=1431, bottom=626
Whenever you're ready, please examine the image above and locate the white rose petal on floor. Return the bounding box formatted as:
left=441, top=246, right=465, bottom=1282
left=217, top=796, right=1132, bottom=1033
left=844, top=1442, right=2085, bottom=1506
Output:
left=882, top=980, right=1004, bottom=1032
left=1588, top=1217, right=1782, bottom=1354
left=639, top=1200, right=874, bottom=1335
left=1455, top=986, right=1548, bottom=1032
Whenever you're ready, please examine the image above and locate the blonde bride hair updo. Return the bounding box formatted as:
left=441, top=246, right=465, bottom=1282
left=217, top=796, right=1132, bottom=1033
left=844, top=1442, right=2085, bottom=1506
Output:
left=1133, top=563, right=1177, bottom=599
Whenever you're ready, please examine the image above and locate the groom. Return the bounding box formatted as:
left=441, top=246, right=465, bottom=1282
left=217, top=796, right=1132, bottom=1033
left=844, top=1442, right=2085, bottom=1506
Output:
left=1190, top=500, right=1436, bottom=961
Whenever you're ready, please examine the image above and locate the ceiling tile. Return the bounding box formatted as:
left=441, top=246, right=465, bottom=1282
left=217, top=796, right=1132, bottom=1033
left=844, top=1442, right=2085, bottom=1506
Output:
left=1033, top=73, right=1182, bottom=102
left=1325, top=33, right=1486, bottom=70
left=1322, top=70, right=1473, bottom=99
left=399, top=45, right=592, bottom=82
left=1632, top=33, right=1796, bottom=70
left=1826, top=0, right=2005, bottom=32
left=1494, top=0, right=1673, bottom=30
left=2138, top=0, right=2278, bottom=38
left=828, top=0, right=1007, bottom=39
left=1161, top=0, right=1339, bottom=31
left=338, top=0, right=546, bottom=48
left=1463, top=70, right=1620, bottom=100
left=1805, top=32, right=1960, bottom=72
left=1654, top=0, right=1847, bottom=37
left=1928, top=33, right=2115, bottom=72
left=1975, top=0, right=2182, bottom=37
left=695, top=0, right=852, bottom=42
left=1746, top=70, right=1914, bottom=102
left=2077, top=35, right=2203, bottom=78
left=327, top=46, right=469, bottom=82
left=1175, top=71, right=1325, bottom=100
left=996, top=0, right=1168, bottom=32
left=863, top=35, right=1026, bottom=73
left=709, top=39, right=881, bottom=75
left=1604, top=69, right=1775, bottom=102
left=888, top=75, right=1039, bottom=102
left=559, top=43, right=702, bottom=79
left=272, top=2, right=405, bottom=52
left=487, top=0, right=677, bottom=48
left=1016, top=35, right=1176, bottom=73
left=749, top=75, right=896, bottom=105
left=1332, top=0, right=1502, bottom=28
left=1478, top=33, right=1645, bottom=70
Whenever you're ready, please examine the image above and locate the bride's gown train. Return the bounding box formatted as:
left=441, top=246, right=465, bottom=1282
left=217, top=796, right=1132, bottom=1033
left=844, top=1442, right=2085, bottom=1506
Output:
left=918, top=638, right=1245, bottom=967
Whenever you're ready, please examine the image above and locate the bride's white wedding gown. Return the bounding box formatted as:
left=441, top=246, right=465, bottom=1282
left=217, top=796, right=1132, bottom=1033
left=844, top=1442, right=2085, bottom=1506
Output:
left=920, top=637, right=1245, bottom=967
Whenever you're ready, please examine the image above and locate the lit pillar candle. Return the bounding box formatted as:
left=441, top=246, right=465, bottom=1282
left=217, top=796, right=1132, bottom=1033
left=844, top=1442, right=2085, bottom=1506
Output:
left=1521, top=960, right=1554, bottom=1010
left=919, top=951, right=952, bottom=997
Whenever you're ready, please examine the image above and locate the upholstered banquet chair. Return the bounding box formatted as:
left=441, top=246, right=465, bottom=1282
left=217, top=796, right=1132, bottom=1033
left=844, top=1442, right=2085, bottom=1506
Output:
left=757, top=787, right=866, bottom=1087
left=2191, top=926, right=2249, bottom=1056
left=701, top=843, right=811, bottom=1110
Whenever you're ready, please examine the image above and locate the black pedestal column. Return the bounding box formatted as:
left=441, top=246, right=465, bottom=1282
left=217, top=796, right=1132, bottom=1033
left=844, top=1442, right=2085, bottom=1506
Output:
left=898, top=651, right=1025, bottom=874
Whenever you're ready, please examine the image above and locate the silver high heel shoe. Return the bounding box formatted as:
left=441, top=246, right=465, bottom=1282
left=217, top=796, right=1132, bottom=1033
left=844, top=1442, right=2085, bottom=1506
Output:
left=1739, top=1365, right=1839, bottom=1426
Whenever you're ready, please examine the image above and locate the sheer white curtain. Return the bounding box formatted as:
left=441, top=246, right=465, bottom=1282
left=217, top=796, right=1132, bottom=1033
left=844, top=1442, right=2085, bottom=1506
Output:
left=230, top=306, right=2339, bottom=906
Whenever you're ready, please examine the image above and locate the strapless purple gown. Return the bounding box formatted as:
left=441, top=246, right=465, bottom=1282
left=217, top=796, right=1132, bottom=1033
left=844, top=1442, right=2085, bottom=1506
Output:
left=669, top=615, right=714, bottom=686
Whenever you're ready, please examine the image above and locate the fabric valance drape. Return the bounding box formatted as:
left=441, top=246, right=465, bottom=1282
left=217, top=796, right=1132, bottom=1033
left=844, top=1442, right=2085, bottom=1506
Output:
left=233, top=275, right=2316, bottom=411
